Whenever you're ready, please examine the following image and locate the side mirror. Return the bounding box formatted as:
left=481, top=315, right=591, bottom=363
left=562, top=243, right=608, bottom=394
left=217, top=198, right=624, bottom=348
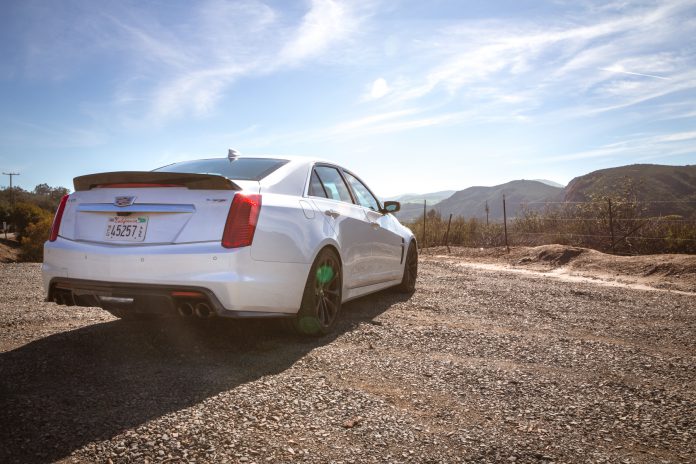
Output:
left=382, top=201, right=400, bottom=214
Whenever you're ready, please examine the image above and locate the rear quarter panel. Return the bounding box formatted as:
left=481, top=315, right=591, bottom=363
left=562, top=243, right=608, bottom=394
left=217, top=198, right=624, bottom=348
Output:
left=250, top=193, right=333, bottom=264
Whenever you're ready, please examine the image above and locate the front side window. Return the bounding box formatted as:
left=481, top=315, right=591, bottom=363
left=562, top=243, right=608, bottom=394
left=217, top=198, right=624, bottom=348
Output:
left=343, top=171, right=381, bottom=212
left=311, top=166, right=353, bottom=203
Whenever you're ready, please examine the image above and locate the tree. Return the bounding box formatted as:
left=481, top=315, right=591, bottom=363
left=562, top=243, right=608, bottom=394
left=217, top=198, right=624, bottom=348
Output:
left=10, top=202, right=51, bottom=239
left=20, top=215, right=53, bottom=262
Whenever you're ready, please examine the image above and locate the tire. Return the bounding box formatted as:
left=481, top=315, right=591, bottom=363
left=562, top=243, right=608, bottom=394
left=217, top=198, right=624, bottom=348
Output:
left=289, top=247, right=343, bottom=336
left=395, top=241, right=418, bottom=293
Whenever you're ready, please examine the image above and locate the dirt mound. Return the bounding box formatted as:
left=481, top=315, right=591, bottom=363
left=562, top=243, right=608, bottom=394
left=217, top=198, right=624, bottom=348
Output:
left=425, top=244, right=696, bottom=293
left=0, top=237, right=20, bottom=263
left=516, top=244, right=586, bottom=266
left=571, top=251, right=696, bottom=281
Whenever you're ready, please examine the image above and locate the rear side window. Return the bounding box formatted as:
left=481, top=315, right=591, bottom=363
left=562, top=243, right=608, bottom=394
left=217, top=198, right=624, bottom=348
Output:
left=308, top=170, right=328, bottom=198
left=311, top=166, right=353, bottom=203
left=154, top=158, right=288, bottom=181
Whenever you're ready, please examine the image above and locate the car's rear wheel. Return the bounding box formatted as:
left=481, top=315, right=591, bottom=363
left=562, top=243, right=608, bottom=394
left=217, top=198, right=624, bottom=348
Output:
left=395, top=241, right=418, bottom=293
left=289, top=248, right=342, bottom=336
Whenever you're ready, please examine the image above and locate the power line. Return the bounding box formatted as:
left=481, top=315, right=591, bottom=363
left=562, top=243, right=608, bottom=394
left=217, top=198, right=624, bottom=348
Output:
left=525, top=200, right=696, bottom=205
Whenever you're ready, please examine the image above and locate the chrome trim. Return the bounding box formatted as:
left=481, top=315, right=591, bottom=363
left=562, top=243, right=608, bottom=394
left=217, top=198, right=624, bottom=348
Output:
left=59, top=236, right=218, bottom=247
left=76, top=203, right=196, bottom=213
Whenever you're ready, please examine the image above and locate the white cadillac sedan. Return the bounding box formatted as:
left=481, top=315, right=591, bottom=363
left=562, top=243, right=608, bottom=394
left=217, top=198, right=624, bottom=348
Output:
left=43, top=152, right=417, bottom=335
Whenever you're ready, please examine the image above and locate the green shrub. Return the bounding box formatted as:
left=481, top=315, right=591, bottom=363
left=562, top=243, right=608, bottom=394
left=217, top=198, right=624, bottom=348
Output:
left=20, top=214, right=53, bottom=262
left=11, top=202, right=50, bottom=239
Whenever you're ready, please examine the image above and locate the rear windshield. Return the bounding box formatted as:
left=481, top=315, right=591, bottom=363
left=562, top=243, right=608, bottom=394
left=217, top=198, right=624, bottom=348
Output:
left=154, top=158, right=288, bottom=181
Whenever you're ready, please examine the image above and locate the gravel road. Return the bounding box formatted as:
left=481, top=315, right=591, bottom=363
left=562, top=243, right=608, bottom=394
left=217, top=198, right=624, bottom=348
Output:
left=1, top=257, right=694, bottom=464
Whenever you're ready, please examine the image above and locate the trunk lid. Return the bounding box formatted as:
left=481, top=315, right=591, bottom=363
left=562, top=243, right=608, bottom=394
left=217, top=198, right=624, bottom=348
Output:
left=61, top=172, right=251, bottom=245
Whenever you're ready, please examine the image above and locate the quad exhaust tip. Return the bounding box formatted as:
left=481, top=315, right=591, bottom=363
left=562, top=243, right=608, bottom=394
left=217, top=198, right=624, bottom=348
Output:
left=177, top=302, right=194, bottom=317
left=53, top=292, right=75, bottom=306
left=194, top=302, right=214, bottom=318
left=175, top=300, right=214, bottom=318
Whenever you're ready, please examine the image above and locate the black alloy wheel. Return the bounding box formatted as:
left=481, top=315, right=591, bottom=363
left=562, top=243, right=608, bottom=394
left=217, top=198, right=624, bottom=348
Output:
left=395, top=241, right=418, bottom=293
left=293, top=248, right=343, bottom=336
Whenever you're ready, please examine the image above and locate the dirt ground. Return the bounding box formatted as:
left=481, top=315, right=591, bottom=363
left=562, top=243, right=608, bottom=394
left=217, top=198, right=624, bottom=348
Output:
left=0, top=247, right=695, bottom=463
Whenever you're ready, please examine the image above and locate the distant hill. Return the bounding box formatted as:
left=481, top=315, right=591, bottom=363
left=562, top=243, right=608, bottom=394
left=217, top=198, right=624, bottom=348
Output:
left=392, top=164, right=696, bottom=223
left=435, top=180, right=564, bottom=221
left=389, top=190, right=456, bottom=222
left=564, top=164, right=696, bottom=217
left=394, top=180, right=563, bottom=222
left=386, top=190, right=456, bottom=204
left=394, top=202, right=430, bottom=222
left=534, top=179, right=565, bottom=188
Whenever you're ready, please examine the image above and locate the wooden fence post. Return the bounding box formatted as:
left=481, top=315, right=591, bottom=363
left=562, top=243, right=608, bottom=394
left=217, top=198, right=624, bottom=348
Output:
left=422, top=199, right=426, bottom=250
left=443, top=213, right=452, bottom=253
left=608, top=198, right=615, bottom=253
left=503, top=195, right=510, bottom=253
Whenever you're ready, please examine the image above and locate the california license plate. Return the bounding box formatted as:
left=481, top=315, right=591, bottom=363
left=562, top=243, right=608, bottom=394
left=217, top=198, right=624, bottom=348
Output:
left=104, top=216, right=148, bottom=242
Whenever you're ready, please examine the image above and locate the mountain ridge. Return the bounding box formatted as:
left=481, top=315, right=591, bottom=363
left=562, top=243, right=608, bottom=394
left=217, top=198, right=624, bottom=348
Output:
left=392, top=164, right=695, bottom=222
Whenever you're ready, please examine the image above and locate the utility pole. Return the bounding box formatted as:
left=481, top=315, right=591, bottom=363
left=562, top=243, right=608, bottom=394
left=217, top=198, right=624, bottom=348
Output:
left=2, top=172, right=20, bottom=210
left=3, top=172, right=19, bottom=235
left=485, top=200, right=489, bottom=226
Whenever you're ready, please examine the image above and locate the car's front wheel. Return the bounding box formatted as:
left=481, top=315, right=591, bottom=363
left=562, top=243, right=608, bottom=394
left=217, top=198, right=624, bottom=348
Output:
left=394, top=241, right=418, bottom=293
left=290, top=247, right=343, bottom=336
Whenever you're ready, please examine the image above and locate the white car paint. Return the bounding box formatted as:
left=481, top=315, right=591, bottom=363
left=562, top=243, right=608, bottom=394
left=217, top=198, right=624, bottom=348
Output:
left=42, top=156, right=415, bottom=317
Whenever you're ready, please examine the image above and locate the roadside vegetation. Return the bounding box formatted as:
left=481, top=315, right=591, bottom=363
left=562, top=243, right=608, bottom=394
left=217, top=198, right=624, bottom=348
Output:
left=409, top=180, right=696, bottom=255
left=0, top=185, right=69, bottom=261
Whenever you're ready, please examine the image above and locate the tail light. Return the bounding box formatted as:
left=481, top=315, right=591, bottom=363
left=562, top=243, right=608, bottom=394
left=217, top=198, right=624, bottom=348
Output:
left=49, top=194, right=70, bottom=242
left=222, top=194, right=261, bottom=248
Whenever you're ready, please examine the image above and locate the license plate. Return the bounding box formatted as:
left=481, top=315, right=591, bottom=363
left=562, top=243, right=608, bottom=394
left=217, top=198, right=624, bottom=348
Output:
left=104, top=216, right=148, bottom=242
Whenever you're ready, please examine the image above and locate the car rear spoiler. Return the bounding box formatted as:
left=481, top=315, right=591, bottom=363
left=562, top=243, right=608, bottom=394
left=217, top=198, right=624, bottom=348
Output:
left=73, top=171, right=242, bottom=191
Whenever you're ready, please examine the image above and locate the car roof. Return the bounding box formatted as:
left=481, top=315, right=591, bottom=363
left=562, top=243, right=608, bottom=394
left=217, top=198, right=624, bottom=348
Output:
left=161, top=155, right=360, bottom=196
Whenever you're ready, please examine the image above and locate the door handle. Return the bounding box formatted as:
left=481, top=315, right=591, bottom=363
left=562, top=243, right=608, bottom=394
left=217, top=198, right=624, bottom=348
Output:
left=324, top=209, right=340, bottom=218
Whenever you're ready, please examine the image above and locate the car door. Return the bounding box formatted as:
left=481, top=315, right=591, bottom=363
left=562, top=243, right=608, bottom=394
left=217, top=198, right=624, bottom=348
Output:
left=307, top=165, right=375, bottom=289
left=342, top=170, right=404, bottom=282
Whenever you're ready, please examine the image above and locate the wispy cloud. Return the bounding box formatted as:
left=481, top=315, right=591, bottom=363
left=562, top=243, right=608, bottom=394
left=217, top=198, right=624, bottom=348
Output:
left=328, top=109, right=474, bottom=137
left=279, top=0, right=356, bottom=64
left=4, top=0, right=695, bottom=177
left=134, top=0, right=365, bottom=124
left=541, top=130, right=696, bottom=163
left=599, top=65, right=670, bottom=80
left=379, top=0, right=696, bottom=122
left=11, top=0, right=369, bottom=126
left=367, top=77, right=390, bottom=100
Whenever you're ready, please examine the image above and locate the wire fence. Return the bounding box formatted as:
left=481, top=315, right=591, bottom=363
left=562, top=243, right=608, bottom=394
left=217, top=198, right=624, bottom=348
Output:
left=408, top=197, right=696, bottom=255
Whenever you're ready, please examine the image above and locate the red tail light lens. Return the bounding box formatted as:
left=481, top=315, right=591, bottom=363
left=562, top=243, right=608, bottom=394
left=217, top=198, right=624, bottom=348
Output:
left=222, top=194, right=261, bottom=248
left=49, top=194, right=70, bottom=242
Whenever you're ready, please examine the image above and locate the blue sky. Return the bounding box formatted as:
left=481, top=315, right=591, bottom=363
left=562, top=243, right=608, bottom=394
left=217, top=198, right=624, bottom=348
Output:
left=1, top=0, right=695, bottom=197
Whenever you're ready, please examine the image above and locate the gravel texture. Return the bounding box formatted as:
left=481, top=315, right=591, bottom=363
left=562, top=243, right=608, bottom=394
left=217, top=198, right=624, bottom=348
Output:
left=1, top=256, right=695, bottom=464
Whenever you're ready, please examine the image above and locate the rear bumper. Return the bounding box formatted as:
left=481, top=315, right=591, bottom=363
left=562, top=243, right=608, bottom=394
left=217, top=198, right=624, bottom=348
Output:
left=43, top=237, right=309, bottom=315
left=47, top=277, right=292, bottom=318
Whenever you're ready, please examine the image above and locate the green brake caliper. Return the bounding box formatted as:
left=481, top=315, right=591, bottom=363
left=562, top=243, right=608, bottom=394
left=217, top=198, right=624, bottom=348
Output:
left=316, top=265, right=334, bottom=286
